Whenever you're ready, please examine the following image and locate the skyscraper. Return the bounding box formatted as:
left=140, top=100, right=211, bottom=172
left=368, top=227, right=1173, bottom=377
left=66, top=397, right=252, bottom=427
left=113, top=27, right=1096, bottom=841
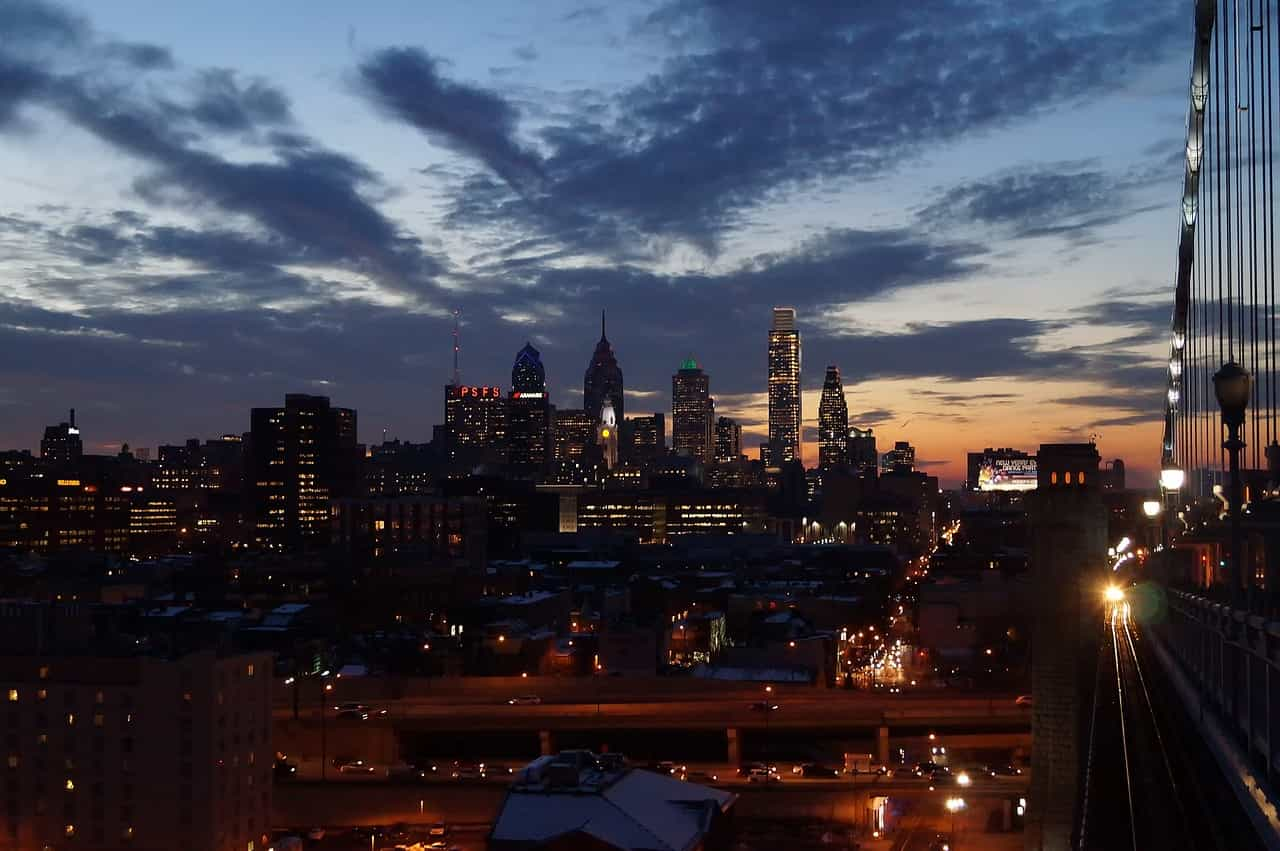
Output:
left=507, top=343, right=550, bottom=473
left=714, top=416, right=742, bottom=462
left=767, top=307, right=802, bottom=465
left=672, top=358, right=712, bottom=463
left=583, top=311, right=624, bottom=424
left=818, top=366, right=849, bottom=469
left=622, top=414, right=666, bottom=464
left=248, top=393, right=360, bottom=549
left=444, top=383, right=506, bottom=461
left=553, top=409, right=596, bottom=461
left=882, top=440, right=916, bottom=473
left=40, top=409, right=83, bottom=467
left=847, top=426, right=878, bottom=477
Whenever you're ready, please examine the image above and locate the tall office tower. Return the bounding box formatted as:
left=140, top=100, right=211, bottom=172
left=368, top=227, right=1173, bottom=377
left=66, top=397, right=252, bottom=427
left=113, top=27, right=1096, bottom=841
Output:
left=672, top=358, right=713, bottom=463
left=767, top=307, right=802, bottom=465
left=507, top=343, right=551, bottom=473
left=0, top=607, right=272, bottom=851
left=714, top=416, right=742, bottom=462
left=583, top=311, right=624, bottom=424
left=40, top=409, right=83, bottom=467
left=1025, top=444, right=1106, bottom=850
left=553, top=408, right=596, bottom=461
left=847, top=426, right=878, bottom=476
left=623, top=414, right=666, bottom=463
left=597, top=399, right=619, bottom=469
left=248, top=393, right=360, bottom=550
left=817, top=366, right=849, bottom=469
left=881, top=440, right=915, bottom=473
left=444, top=383, right=506, bottom=460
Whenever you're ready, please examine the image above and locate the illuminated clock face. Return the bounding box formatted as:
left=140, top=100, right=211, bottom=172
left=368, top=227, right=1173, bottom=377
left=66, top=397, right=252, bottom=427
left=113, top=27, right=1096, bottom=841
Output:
left=601, top=428, right=611, bottom=438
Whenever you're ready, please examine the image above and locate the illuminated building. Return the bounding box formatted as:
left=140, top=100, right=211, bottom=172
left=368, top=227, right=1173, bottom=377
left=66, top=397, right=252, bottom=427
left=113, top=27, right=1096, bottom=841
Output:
left=577, top=492, right=665, bottom=542
left=248, top=394, right=360, bottom=550
left=668, top=610, right=727, bottom=666
left=666, top=490, right=768, bottom=536
left=583, top=311, right=624, bottom=424
left=818, top=366, right=848, bottom=468
left=767, top=307, right=802, bottom=465
left=445, top=383, right=506, bottom=461
left=553, top=409, right=596, bottom=461
left=881, top=440, right=915, bottom=473
left=40, top=409, right=83, bottom=467
left=0, top=615, right=272, bottom=851
left=331, top=495, right=486, bottom=570
left=0, top=479, right=129, bottom=553
left=507, top=343, right=551, bottom=474
left=622, top=414, right=665, bottom=464
left=714, top=416, right=742, bottom=462
left=597, top=399, right=619, bottom=470
left=365, top=440, right=434, bottom=496
left=127, top=495, right=178, bottom=552
left=847, top=427, right=878, bottom=477
left=672, top=358, right=712, bottom=463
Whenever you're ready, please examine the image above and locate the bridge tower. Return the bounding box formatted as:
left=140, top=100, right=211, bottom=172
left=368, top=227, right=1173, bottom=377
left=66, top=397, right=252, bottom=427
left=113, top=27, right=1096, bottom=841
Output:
left=1024, top=443, right=1106, bottom=851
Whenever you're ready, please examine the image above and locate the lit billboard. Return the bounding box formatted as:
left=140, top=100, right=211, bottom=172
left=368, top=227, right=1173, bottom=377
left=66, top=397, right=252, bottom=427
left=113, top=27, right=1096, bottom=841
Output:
left=977, top=457, right=1037, bottom=491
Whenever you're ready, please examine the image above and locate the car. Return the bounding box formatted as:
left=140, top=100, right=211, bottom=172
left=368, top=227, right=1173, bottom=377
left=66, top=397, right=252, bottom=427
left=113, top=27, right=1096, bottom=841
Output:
left=337, top=708, right=369, bottom=721
left=984, top=762, right=1024, bottom=777
left=927, top=834, right=952, bottom=851
left=388, top=763, right=430, bottom=782
left=684, top=770, right=719, bottom=783
left=792, top=763, right=840, bottom=778
left=429, top=822, right=449, bottom=837
left=912, top=761, right=949, bottom=779
left=508, top=695, right=542, bottom=705
left=747, top=767, right=780, bottom=783
left=652, top=761, right=680, bottom=775
left=333, top=757, right=377, bottom=774
left=1015, top=694, right=1033, bottom=707
left=747, top=700, right=780, bottom=711
left=451, top=760, right=485, bottom=779
left=738, top=761, right=768, bottom=777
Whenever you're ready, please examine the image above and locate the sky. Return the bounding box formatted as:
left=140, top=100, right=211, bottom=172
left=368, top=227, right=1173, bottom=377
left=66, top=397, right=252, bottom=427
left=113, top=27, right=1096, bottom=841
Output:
left=0, top=0, right=1190, bottom=486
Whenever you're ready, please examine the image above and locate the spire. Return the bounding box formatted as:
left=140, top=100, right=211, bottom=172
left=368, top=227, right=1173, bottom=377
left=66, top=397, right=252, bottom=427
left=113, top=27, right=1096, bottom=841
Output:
left=451, top=308, right=461, bottom=386
left=601, top=309, right=606, bottom=341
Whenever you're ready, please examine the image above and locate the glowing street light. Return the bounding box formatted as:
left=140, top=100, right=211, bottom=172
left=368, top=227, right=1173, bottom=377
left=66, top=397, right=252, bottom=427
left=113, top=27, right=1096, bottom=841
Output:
left=1142, top=499, right=1162, bottom=518
left=945, top=797, right=966, bottom=813
left=1104, top=586, right=1125, bottom=603
left=956, top=772, right=971, bottom=787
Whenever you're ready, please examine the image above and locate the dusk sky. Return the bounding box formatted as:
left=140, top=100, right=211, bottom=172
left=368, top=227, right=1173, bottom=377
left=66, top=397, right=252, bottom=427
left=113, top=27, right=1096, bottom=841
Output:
left=0, top=0, right=1188, bottom=485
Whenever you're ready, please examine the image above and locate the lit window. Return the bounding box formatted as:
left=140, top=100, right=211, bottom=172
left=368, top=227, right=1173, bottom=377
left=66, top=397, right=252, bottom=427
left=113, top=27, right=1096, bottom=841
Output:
left=247, top=664, right=255, bottom=678
left=122, top=826, right=134, bottom=840
left=93, top=714, right=104, bottom=727
left=1050, top=471, right=1057, bottom=484
left=38, top=666, right=49, bottom=680
left=37, top=688, right=47, bottom=701
left=1064, top=471, right=1073, bottom=484
left=65, top=824, right=75, bottom=837
left=94, top=691, right=103, bottom=704
left=6, top=756, right=16, bottom=769
left=6, top=689, right=15, bottom=702
left=37, top=734, right=47, bottom=745
left=1078, top=471, right=1086, bottom=484
left=65, top=779, right=74, bottom=791
left=66, top=713, right=75, bottom=726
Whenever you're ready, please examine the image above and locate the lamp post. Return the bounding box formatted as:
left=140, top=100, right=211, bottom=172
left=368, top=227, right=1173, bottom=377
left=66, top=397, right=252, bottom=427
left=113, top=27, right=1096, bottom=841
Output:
left=1214, top=362, right=1251, bottom=610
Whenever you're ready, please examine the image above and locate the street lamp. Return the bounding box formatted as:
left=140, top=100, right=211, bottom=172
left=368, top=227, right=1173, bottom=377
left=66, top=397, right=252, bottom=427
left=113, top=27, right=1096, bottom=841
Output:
left=1214, top=361, right=1251, bottom=608
left=1142, top=500, right=1162, bottom=518
left=945, top=797, right=966, bottom=848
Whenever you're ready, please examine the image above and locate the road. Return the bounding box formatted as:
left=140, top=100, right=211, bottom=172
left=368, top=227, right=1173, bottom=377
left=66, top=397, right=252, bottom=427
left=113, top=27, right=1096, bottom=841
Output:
left=1079, top=598, right=1265, bottom=851
left=277, top=691, right=1031, bottom=732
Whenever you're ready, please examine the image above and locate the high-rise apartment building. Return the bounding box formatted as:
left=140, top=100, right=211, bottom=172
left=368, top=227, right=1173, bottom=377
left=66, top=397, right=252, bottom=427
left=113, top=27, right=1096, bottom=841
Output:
left=713, top=416, right=742, bottom=463
left=0, top=604, right=272, bottom=851
left=847, top=426, right=878, bottom=477
left=506, top=343, right=551, bottom=474
left=767, top=308, right=802, bottom=465
left=248, top=393, right=361, bottom=549
left=40, top=410, right=83, bottom=467
left=622, top=414, right=666, bottom=464
left=583, top=311, right=624, bottom=425
left=818, top=366, right=848, bottom=469
left=881, top=440, right=916, bottom=473
left=553, top=409, right=596, bottom=461
left=672, top=359, right=713, bottom=464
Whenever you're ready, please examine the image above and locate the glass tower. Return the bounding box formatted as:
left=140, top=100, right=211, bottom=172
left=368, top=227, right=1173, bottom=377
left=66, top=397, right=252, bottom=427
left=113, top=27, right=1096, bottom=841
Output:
left=768, top=307, right=802, bottom=465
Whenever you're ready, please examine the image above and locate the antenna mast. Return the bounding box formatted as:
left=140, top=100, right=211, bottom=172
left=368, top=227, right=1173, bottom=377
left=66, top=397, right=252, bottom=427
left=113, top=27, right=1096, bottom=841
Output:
left=451, top=308, right=461, bottom=386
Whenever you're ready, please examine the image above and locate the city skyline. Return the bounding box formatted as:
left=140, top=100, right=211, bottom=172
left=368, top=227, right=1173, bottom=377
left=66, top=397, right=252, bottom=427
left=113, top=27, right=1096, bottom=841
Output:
left=0, top=0, right=1183, bottom=486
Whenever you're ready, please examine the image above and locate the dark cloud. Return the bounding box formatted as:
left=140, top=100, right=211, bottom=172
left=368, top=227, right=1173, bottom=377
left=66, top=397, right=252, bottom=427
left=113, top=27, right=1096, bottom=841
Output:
left=101, top=41, right=174, bottom=69
left=849, top=408, right=895, bottom=427
left=915, top=162, right=1157, bottom=243
left=512, top=44, right=538, bottom=62
left=183, top=69, right=292, bottom=132
left=356, top=47, right=544, bottom=190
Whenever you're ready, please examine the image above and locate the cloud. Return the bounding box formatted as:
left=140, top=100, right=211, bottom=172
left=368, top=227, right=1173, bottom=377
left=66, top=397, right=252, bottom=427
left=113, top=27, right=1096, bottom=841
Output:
left=512, top=44, right=538, bottom=62
left=849, top=408, right=895, bottom=426
left=356, top=47, right=544, bottom=190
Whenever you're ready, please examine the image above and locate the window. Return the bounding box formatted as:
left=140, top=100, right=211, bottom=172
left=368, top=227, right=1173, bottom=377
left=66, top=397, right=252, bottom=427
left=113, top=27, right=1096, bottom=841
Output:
left=246, top=664, right=255, bottom=678
left=37, top=689, right=47, bottom=701
left=1079, top=471, right=1086, bottom=484
left=1050, top=471, right=1058, bottom=484
left=65, top=779, right=74, bottom=791
left=65, top=824, right=75, bottom=837
left=94, top=691, right=103, bottom=705
left=6, top=756, right=16, bottom=769
left=92, top=714, right=104, bottom=728
left=38, top=666, right=48, bottom=680
left=1064, top=471, right=1073, bottom=484
left=66, top=713, right=75, bottom=727
left=6, top=690, right=15, bottom=703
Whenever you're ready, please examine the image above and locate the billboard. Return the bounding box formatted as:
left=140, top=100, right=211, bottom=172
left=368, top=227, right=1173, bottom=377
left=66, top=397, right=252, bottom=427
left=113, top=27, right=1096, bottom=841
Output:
left=977, top=457, right=1037, bottom=491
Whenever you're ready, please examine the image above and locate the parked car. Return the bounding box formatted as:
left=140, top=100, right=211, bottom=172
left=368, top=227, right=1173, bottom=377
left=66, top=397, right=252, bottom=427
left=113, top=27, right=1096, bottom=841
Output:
left=508, top=695, right=542, bottom=705
left=684, top=770, right=719, bottom=783
left=738, top=762, right=768, bottom=777
left=984, top=762, right=1024, bottom=777
left=747, top=701, right=779, bottom=711
left=747, top=767, right=780, bottom=783
left=792, top=763, right=840, bottom=778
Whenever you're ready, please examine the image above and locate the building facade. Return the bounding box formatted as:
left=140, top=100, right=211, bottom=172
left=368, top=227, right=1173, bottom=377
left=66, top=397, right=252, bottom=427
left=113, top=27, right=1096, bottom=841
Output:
left=0, top=630, right=272, bottom=851
left=582, top=312, right=624, bottom=425
left=847, top=427, right=877, bottom=477
left=506, top=344, right=551, bottom=474
left=444, top=383, right=506, bottom=462
left=672, top=359, right=713, bottom=464
left=248, top=393, right=360, bottom=550
left=767, top=307, right=802, bottom=465
left=40, top=411, right=83, bottom=468
left=552, top=409, right=596, bottom=462
left=818, top=366, right=848, bottom=469
left=881, top=440, right=915, bottom=473
left=713, top=416, right=742, bottom=463
left=622, top=414, right=665, bottom=464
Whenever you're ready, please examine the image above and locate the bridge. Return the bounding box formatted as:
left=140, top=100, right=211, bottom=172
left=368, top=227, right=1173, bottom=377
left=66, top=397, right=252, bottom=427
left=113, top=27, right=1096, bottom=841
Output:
left=1064, top=0, right=1280, bottom=848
